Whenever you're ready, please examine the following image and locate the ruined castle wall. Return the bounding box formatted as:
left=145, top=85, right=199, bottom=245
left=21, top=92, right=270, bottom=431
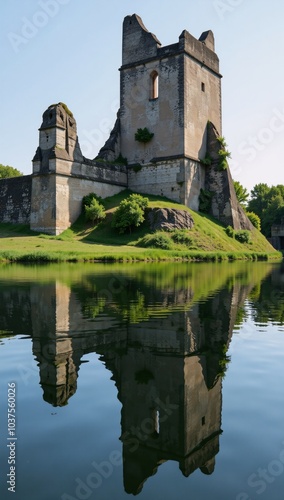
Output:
left=184, top=55, right=222, bottom=159
left=128, top=158, right=205, bottom=211
left=128, top=160, right=182, bottom=202
left=183, top=159, right=206, bottom=211
left=0, top=175, right=32, bottom=224
left=31, top=160, right=127, bottom=235
left=120, top=55, right=184, bottom=164
left=56, top=174, right=125, bottom=235
left=30, top=174, right=56, bottom=234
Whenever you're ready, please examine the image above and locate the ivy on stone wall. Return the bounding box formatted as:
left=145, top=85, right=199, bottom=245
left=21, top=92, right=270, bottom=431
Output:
left=216, top=136, right=231, bottom=171
left=199, top=188, right=213, bottom=213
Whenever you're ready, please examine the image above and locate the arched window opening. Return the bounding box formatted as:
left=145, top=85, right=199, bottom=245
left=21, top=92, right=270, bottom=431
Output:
left=150, top=71, right=159, bottom=99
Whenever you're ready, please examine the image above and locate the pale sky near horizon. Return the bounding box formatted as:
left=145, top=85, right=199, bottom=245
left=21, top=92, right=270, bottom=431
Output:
left=1, top=0, right=284, bottom=192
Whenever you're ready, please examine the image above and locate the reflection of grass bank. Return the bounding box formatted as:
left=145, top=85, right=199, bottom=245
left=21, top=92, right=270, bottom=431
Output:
left=0, top=192, right=281, bottom=262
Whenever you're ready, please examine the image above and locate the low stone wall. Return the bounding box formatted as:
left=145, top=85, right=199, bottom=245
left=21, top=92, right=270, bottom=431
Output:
left=31, top=161, right=128, bottom=235
left=128, top=160, right=182, bottom=203
left=128, top=158, right=204, bottom=211
left=0, top=175, right=32, bottom=224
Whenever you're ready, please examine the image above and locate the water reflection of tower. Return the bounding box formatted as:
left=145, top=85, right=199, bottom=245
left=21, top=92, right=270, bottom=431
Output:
left=28, top=277, right=249, bottom=494
left=101, top=287, right=240, bottom=495
left=31, top=283, right=79, bottom=407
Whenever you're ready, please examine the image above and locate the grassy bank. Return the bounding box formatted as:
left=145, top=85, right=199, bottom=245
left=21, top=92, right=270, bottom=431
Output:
left=0, top=192, right=281, bottom=263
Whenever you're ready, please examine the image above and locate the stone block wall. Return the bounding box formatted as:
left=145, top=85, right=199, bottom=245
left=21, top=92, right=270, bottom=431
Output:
left=128, top=160, right=182, bottom=202
left=0, top=175, right=31, bottom=224
left=128, top=158, right=205, bottom=211
left=31, top=162, right=127, bottom=235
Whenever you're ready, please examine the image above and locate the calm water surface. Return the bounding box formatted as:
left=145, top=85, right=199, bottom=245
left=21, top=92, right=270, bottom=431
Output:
left=0, top=262, right=284, bottom=500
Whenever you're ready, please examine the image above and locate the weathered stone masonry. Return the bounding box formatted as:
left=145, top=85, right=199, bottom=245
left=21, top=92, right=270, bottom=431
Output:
left=0, top=14, right=251, bottom=234
left=0, top=176, right=31, bottom=224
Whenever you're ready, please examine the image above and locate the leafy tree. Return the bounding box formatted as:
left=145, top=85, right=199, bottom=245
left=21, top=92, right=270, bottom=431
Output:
left=84, top=199, right=106, bottom=224
left=0, top=164, right=23, bottom=178
left=112, top=198, right=145, bottom=233
left=248, top=183, right=284, bottom=237
left=233, top=180, right=249, bottom=207
left=248, top=183, right=270, bottom=217
left=262, top=195, right=284, bottom=237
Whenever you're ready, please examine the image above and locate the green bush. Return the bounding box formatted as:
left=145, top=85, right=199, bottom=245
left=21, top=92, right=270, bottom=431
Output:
left=216, top=136, right=228, bottom=148
left=128, top=193, right=149, bottom=210
left=171, top=229, right=193, bottom=246
left=136, top=232, right=174, bottom=249
left=84, top=199, right=106, bottom=224
left=147, top=233, right=173, bottom=249
left=111, top=199, right=145, bottom=234
left=246, top=211, right=261, bottom=231
left=135, top=127, right=154, bottom=143
left=225, top=226, right=235, bottom=238
left=235, top=230, right=251, bottom=244
left=83, top=192, right=104, bottom=209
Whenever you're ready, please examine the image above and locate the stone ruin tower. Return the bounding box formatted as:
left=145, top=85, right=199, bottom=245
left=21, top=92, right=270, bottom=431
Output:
left=31, top=103, right=127, bottom=234
left=28, top=14, right=251, bottom=234
left=100, top=14, right=251, bottom=230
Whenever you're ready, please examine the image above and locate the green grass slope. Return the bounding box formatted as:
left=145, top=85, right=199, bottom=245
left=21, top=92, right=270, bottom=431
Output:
left=0, top=191, right=281, bottom=262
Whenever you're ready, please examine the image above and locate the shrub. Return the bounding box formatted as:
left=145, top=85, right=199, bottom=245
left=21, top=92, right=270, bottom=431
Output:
left=216, top=136, right=228, bottom=148
left=235, top=230, right=251, bottom=244
left=83, top=192, right=104, bottom=209
left=171, top=229, right=193, bottom=246
left=136, top=232, right=173, bottom=249
left=246, top=211, right=261, bottom=231
left=111, top=199, right=144, bottom=233
left=135, top=127, right=154, bottom=143
left=128, top=193, right=149, bottom=210
left=147, top=233, right=173, bottom=249
left=225, top=226, right=235, bottom=238
left=84, top=199, right=106, bottom=224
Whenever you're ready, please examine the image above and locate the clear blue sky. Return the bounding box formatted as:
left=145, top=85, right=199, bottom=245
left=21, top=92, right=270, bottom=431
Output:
left=1, top=0, right=283, bottom=192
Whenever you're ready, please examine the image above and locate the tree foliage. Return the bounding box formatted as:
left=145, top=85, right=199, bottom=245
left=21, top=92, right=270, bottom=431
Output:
left=84, top=199, right=106, bottom=224
left=248, top=183, right=284, bottom=237
left=111, top=194, right=149, bottom=233
left=0, top=164, right=23, bottom=178
left=82, top=192, right=106, bottom=224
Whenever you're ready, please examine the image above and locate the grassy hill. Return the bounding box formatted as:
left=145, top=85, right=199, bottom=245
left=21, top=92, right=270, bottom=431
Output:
left=0, top=190, right=281, bottom=262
